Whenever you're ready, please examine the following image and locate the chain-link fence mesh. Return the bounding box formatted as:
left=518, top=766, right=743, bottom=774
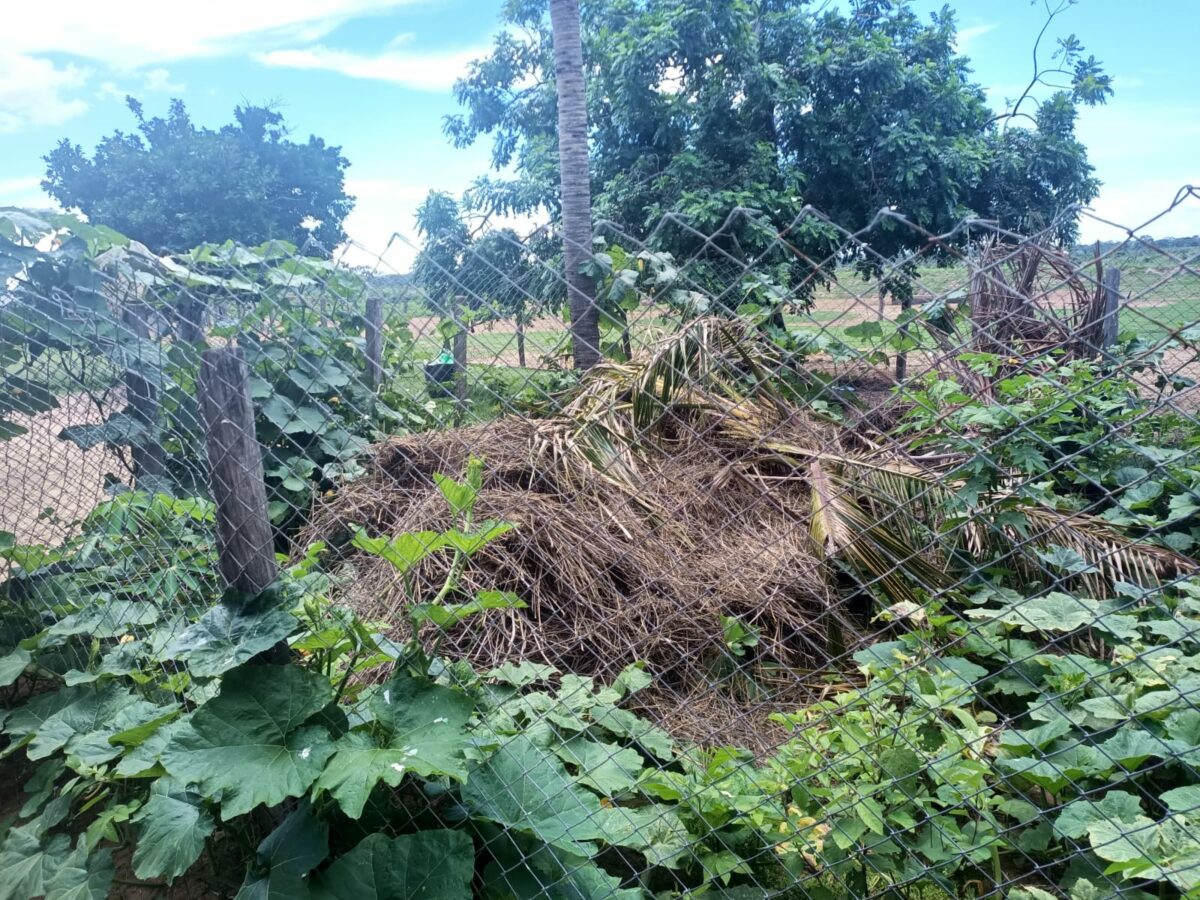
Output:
left=3, top=189, right=1200, bottom=898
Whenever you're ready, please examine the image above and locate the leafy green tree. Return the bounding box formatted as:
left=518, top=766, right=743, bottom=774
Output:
left=458, top=229, right=540, bottom=367
left=447, top=0, right=1111, bottom=305
left=43, top=98, right=354, bottom=254
left=412, top=190, right=471, bottom=317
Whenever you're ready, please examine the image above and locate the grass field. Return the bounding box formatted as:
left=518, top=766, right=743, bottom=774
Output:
left=401, top=257, right=1200, bottom=370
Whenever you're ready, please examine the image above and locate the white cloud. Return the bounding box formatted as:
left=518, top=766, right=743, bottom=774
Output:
left=1081, top=182, right=1200, bottom=243
left=143, top=68, right=186, bottom=93
left=955, top=23, right=996, bottom=53
left=0, top=54, right=89, bottom=133
left=97, top=68, right=186, bottom=104
left=338, top=177, right=440, bottom=270
left=0, top=176, right=51, bottom=209
left=258, top=44, right=481, bottom=91
left=337, top=177, right=543, bottom=271
left=1, top=0, right=428, bottom=69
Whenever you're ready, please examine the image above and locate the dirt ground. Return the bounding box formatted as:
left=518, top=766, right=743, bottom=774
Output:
left=1, top=391, right=126, bottom=545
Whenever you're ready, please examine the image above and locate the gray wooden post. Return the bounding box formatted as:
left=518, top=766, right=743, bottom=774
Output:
left=198, top=348, right=277, bottom=595
left=122, top=302, right=166, bottom=483
left=451, top=294, right=468, bottom=405
left=1101, top=267, right=1122, bottom=351
left=365, top=294, right=384, bottom=390
left=894, top=293, right=912, bottom=382
left=177, top=292, right=207, bottom=345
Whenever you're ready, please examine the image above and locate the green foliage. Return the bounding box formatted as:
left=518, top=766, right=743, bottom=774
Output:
left=42, top=98, right=353, bottom=253
left=449, top=0, right=1109, bottom=304
left=898, top=346, right=1200, bottom=561
left=0, top=210, right=432, bottom=527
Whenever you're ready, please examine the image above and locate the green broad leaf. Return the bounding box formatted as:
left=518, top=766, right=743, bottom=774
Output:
left=43, top=841, right=113, bottom=900
left=442, top=521, right=514, bottom=556
left=411, top=591, right=526, bottom=630
left=998, top=718, right=1073, bottom=753
left=1067, top=878, right=1154, bottom=900
left=261, top=396, right=330, bottom=435
left=1035, top=546, right=1100, bottom=575
left=108, top=707, right=180, bottom=752
left=236, top=803, right=328, bottom=900
left=352, top=529, right=446, bottom=575
left=287, top=356, right=352, bottom=394
left=590, top=705, right=675, bottom=760
left=433, top=471, right=479, bottom=517
left=162, top=590, right=297, bottom=677
left=463, top=735, right=608, bottom=854
left=931, top=655, right=987, bottom=689
left=852, top=640, right=910, bottom=670
left=1085, top=815, right=1158, bottom=864
left=59, top=411, right=150, bottom=451
left=0, top=648, right=31, bottom=687
left=1161, top=786, right=1200, bottom=815
left=1055, top=791, right=1144, bottom=840
left=488, top=661, right=557, bottom=687
left=160, top=665, right=336, bottom=820
left=0, top=419, right=28, bottom=439
left=481, top=830, right=642, bottom=900
left=309, top=830, right=473, bottom=900
left=0, top=822, right=70, bottom=900
left=552, top=736, right=644, bottom=796
left=1009, top=889, right=1057, bottom=900
left=855, top=796, right=886, bottom=835
left=1167, top=492, right=1200, bottom=524
left=114, top=717, right=186, bottom=778
left=64, top=640, right=146, bottom=685
left=17, top=682, right=165, bottom=765
left=611, top=663, right=652, bottom=698
left=589, top=806, right=691, bottom=867
left=996, top=742, right=1110, bottom=792
left=131, top=777, right=214, bottom=880
left=966, top=593, right=1101, bottom=634
left=315, top=676, right=473, bottom=819
left=1098, top=727, right=1179, bottom=769
left=49, top=598, right=161, bottom=638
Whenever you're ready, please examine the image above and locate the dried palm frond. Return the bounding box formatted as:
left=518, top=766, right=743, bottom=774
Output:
left=808, top=460, right=950, bottom=606
left=530, top=317, right=1190, bottom=599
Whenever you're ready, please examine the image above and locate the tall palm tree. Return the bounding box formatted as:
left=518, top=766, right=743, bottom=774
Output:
left=549, top=0, right=601, bottom=370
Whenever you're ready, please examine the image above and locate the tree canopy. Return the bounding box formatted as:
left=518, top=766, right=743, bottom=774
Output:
left=43, top=98, right=354, bottom=254
left=446, top=0, right=1112, bottom=298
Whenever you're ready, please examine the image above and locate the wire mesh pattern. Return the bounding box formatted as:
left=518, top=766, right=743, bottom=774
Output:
left=2, top=189, right=1200, bottom=898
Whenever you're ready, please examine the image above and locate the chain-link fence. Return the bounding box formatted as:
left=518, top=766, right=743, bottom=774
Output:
left=2, top=189, right=1200, bottom=899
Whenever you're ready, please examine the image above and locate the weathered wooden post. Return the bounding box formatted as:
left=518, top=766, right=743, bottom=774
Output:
left=198, top=348, right=277, bottom=596
left=895, top=293, right=912, bottom=382
left=121, top=301, right=167, bottom=482
left=365, top=294, right=384, bottom=390
left=1101, top=267, right=1122, bottom=351
left=451, top=294, right=468, bottom=406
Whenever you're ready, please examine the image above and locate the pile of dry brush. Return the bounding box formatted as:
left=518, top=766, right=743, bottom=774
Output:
left=304, top=307, right=1186, bottom=744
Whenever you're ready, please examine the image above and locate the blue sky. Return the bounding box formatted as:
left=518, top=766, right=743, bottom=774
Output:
left=1, top=0, right=1197, bottom=268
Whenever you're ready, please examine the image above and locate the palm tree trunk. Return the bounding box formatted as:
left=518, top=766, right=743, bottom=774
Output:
left=549, top=0, right=600, bottom=370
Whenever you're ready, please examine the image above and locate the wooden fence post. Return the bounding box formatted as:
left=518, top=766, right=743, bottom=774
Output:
left=121, top=302, right=167, bottom=483
left=894, top=293, right=912, bottom=382
left=1101, top=267, right=1122, bottom=351
left=451, top=294, right=468, bottom=406
left=365, top=294, right=384, bottom=390
left=198, top=348, right=278, bottom=596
